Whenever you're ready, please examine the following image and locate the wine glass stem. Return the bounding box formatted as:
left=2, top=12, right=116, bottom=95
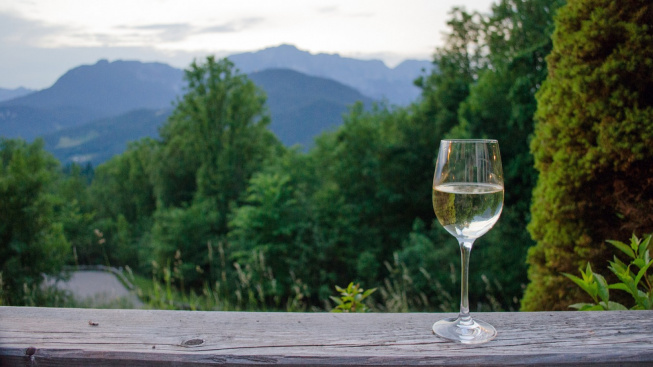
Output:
left=458, top=240, right=474, bottom=323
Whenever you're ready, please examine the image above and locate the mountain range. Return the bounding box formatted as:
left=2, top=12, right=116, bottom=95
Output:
left=230, top=44, right=431, bottom=105
left=0, top=45, right=430, bottom=165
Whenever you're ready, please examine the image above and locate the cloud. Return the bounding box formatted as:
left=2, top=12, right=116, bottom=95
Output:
left=200, top=17, right=264, bottom=34
left=316, top=6, right=339, bottom=15
left=0, top=9, right=266, bottom=50
left=110, top=16, right=264, bottom=44
left=126, top=23, right=193, bottom=42
left=0, top=11, right=71, bottom=46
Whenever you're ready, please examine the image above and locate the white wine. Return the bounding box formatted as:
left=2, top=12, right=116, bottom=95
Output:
left=432, top=183, right=504, bottom=240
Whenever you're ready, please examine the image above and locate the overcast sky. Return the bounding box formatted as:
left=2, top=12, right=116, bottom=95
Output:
left=1, top=0, right=496, bottom=90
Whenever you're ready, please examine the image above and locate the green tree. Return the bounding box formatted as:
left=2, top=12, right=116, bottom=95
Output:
left=309, top=103, right=427, bottom=285
left=86, top=139, right=158, bottom=268
left=149, top=57, right=282, bottom=285
left=522, top=0, right=653, bottom=310
left=227, top=101, right=439, bottom=306
left=55, top=163, right=96, bottom=268
left=451, top=0, right=565, bottom=308
left=415, top=8, right=488, bottom=140
left=228, top=161, right=312, bottom=303
left=156, top=57, right=279, bottom=226
left=0, top=139, right=70, bottom=305
left=229, top=144, right=366, bottom=305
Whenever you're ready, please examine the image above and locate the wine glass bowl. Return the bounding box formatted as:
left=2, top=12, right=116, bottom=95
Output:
left=431, top=139, right=504, bottom=344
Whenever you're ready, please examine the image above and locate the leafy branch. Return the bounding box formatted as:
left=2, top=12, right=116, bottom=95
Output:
left=330, top=282, right=377, bottom=313
left=563, top=234, right=652, bottom=310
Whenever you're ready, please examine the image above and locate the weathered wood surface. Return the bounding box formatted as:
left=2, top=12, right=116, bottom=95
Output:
left=1, top=307, right=652, bottom=366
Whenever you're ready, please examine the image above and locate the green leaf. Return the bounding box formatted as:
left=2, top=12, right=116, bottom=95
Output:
left=631, top=234, right=640, bottom=249
left=582, top=263, right=594, bottom=282
left=608, top=283, right=630, bottom=292
left=610, top=257, right=628, bottom=272
left=362, top=288, right=377, bottom=297
left=602, top=301, right=628, bottom=311
left=638, top=235, right=652, bottom=263
left=634, top=290, right=649, bottom=309
left=329, top=296, right=343, bottom=306
left=609, top=259, right=632, bottom=280
left=634, top=259, right=653, bottom=288
left=633, top=234, right=646, bottom=255
left=607, top=240, right=635, bottom=259
left=563, top=272, right=598, bottom=301
left=580, top=304, right=605, bottom=311
left=593, top=273, right=610, bottom=304
left=633, top=258, right=647, bottom=269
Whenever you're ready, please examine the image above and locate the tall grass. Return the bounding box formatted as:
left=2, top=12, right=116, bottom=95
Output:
left=3, top=241, right=511, bottom=312
left=139, top=242, right=310, bottom=311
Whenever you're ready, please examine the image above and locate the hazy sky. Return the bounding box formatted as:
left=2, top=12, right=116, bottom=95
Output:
left=1, top=0, right=496, bottom=90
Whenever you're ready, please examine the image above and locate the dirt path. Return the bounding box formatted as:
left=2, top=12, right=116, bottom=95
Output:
left=51, top=270, right=143, bottom=308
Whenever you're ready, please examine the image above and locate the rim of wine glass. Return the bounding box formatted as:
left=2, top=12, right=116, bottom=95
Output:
left=441, top=139, right=498, bottom=143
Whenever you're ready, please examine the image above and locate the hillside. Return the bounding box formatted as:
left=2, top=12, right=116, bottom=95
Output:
left=2, top=60, right=182, bottom=114
left=249, top=68, right=373, bottom=148
left=0, top=60, right=182, bottom=141
left=42, top=108, right=171, bottom=166
left=39, top=66, right=371, bottom=165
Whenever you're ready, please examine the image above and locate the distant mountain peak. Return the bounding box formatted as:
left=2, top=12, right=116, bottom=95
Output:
left=228, top=44, right=431, bottom=105
left=0, top=87, right=35, bottom=102
left=269, top=43, right=301, bottom=51
left=3, top=60, right=183, bottom=115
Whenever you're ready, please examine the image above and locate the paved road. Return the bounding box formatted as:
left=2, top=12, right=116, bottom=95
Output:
left=50, top=270, right=143, bottom=308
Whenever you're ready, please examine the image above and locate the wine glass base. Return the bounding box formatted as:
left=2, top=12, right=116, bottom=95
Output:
left=432, top=316, right=497, bottom=344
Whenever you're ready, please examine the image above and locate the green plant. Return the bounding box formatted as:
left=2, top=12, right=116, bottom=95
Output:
left=563, top=234, right=653, bottom=310
left=330, top=282, right=376, bottom=313
left=523, top=0, right=653, bottom=311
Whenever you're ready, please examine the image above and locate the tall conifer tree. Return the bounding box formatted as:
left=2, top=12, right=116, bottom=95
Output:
left=523, top=0, right=653, bottom=310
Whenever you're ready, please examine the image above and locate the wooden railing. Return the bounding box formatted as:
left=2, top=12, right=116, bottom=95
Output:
left=1, top=307, right=652, bottom=366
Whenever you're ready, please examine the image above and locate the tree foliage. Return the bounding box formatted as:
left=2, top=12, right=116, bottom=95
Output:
left=84, top=57, right=283, bottom=287
left=148, top=57, right=282, bottom=285
left=0, top=139, right=70, bottom=304
left=523, top=0, right=653, bottom=310
left=156, top=57, right=279, bottom=217
left=84, top=139, right=157, bottom=268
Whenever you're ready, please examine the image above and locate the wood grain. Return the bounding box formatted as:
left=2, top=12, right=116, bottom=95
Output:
left=1, top=307, right=652, bottom=366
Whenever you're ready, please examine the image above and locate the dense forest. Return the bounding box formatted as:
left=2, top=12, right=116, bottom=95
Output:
left=1, top=0, right=651, bottom=311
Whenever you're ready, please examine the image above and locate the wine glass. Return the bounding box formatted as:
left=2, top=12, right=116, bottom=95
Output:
left=431, top=139, right=504, bottom=344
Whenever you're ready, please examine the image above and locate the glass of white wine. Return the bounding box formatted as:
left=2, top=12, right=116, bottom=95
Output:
left=431, top=139, right=503, bottom=344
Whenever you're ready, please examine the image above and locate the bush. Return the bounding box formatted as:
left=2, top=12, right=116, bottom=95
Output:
left=523, top=0, right=653, bottom=310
